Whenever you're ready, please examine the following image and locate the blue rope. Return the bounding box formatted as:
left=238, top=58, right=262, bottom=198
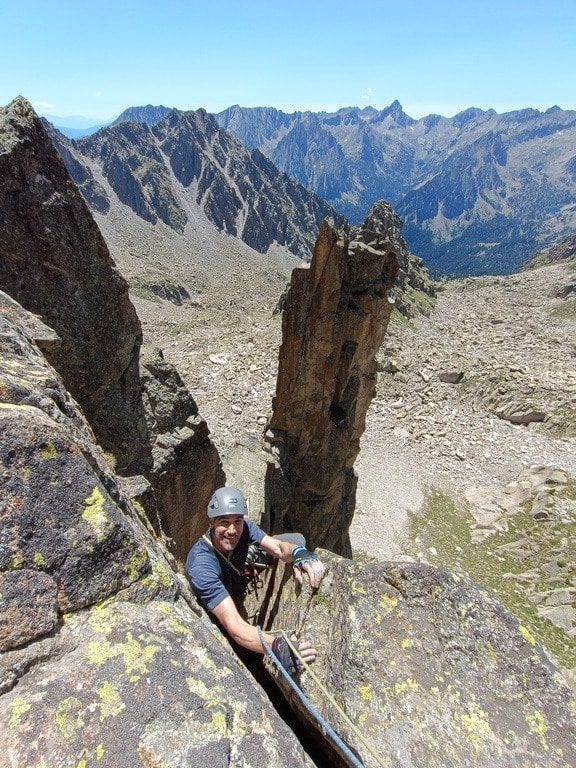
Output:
left=257, top=627, right=365, bottom=768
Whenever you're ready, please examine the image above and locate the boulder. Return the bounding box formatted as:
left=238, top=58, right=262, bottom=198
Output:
left=439, top=370, right=465, bottom=384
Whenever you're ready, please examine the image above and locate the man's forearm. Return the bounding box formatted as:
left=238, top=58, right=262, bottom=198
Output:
left=211, top=596, right=274, bottom=653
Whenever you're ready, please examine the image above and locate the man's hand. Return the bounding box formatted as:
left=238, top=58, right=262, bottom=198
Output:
left=291, top=546, right=325, bottom=588
left=272, top=633, right=317, bottom=676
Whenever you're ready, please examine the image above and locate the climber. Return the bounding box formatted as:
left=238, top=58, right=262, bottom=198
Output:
left=186, top=486, right=325, bottom=675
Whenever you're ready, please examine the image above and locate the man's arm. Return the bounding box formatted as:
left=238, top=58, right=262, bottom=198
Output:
left=259, top=535, right=297, bottom=562
left=212, top=595, right=318, bottom=665
left=259, top=535, right=325, bottom=588
left=212, top=596, right=275, bottom=652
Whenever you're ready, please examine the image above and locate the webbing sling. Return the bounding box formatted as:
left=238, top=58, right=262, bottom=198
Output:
left=202, top=534, right=245, bottom=577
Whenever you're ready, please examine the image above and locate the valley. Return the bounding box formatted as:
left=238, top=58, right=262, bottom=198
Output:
left=124, top=226, right=576, bottom=681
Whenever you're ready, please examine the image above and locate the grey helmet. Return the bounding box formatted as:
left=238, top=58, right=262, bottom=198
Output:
left=207, top=487, right=248, bottom=518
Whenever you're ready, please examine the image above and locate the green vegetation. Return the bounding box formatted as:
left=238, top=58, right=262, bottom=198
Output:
left=551, top=299, right=576, bottom=320
left=389, top=307, right=413, bottom=328
left=408, top=488, right=576, bottom=669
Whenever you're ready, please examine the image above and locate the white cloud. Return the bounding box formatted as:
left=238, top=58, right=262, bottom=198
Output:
left=33, top=100, right=53, bottom=111
left=95, top=91, right=102, bottom=98
left=360, top=88, right=373, bottom=103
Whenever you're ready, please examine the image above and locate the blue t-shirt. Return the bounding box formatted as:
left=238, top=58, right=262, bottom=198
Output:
left=186, top=518, right=266, bottom=611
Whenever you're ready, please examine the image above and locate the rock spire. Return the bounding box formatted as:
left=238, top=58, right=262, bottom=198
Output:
left=265, top=207, right=399, bottom=554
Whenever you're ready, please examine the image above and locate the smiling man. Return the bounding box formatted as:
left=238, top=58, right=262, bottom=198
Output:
left=186, top=487, right=325, bottom=674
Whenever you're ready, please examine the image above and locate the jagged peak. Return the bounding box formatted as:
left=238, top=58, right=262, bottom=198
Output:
left=371, top=99, right=415, bottom=126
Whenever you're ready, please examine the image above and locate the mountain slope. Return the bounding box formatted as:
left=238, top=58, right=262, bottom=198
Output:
left=51, top=108, right=338, bottom=261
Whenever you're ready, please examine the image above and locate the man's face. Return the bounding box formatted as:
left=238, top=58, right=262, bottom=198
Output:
left=210, top=515, right=244, bottom=554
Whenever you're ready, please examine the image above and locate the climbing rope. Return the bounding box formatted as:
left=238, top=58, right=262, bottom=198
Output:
left=258, top=628, right=390, bottom=768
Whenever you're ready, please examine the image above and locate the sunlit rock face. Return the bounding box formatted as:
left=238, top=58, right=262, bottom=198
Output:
left=0, top=293, right=311, bottom=768
left=265, top=209, right=399, bottom=555
left=252, top=553, right=576, bottom=768
left=0, top=96, right=150, bottom=475
left=0, top=97, right=223, bottom=560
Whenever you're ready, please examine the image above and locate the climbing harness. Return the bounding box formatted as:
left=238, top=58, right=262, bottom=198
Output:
left=202, top=534, right=268, bottom=596
left=258, top=628, right=390, bottom=768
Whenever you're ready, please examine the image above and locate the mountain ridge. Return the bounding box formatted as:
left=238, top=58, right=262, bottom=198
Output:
left=216, top=102, right=576, bottom=274
left=50, top=106, right=338, bottom=261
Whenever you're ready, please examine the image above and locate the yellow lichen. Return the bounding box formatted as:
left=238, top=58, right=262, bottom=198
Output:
left=458, top=703, right=493, bottom=755
left=96, top=744, right=105, bottom=760
left=97, top=681, right=124, bottom=721
left=21, top=466, right=31, bottom=481
left=394, top=678, right=420, bottom=696
left=485, top=642, right=497, bottom=662
left=379, top=594, right=398, bottom=613
left=40, top=442, right=58, bottom=460
left=211, top=710, right=228, bottom=735
left=9, top=697, right=31, bottom=727
left=186, top=676, right=225, bottom=705
left=88, top=604, right=117, bottom=635
left=86, top=633, right=158, bottom=681
left=11, top=552, right=23, bottom=570
left=157, top=602, right=191, bottom=635
left=55, top=697, right=85, bottom=738
left=86, top=640, right=117, bottom=666
left=142, top=562, right=172, bottom=590
left=401, top=638, right=412, bottom=650
left=358, top=684, right=373, bottom=701
left=82, top=488, right=108, bottom=541
left=121, top=633, right=158, bottom=679
left=358, top=713, right=368, bottom=725
left=519, top=625, right=537, bottom=646
left=33, top=551, right=45, bottom=567
left=125, top=547, right=149, bottom=582
left=526, top=710, right=549, bottom=751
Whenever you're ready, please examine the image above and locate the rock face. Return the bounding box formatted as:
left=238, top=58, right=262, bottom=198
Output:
left=51, top=106, right=338, bottom=261
left=362, top=200, right=435, bottom=318
left=265, top=208, right=399, bottom=554
left=140, top=348, right=225, bottom=561
left=525, top=233, right=576, bottom=269
left=253, top=555, right=576, bottom=768
left=0, top=96, right=150, bottom=475
left=0, top=97, right=223, bottom=560
left=0, top=293, right=311, bottom=767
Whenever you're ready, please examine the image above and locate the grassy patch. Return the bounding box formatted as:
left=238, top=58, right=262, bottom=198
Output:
left=389, top=307, right=414, bottom=328
left=551, top=299, right=576, bottom=320
left=407, top=488, right=576, bottom=669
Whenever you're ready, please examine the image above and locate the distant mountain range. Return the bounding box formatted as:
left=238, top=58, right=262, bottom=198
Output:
left=216, top=102, right=576, bottom=275
left=44, top=100, right=576, bottom=275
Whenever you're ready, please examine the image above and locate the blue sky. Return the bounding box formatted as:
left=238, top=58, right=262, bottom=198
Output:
left=1, top=0, right=575, bottom=122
